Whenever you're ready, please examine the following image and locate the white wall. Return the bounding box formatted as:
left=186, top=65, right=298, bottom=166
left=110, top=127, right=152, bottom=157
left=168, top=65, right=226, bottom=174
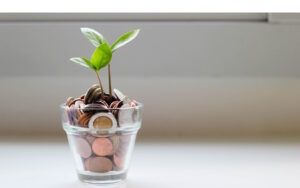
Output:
left=1, top=13, right=300, bottom=138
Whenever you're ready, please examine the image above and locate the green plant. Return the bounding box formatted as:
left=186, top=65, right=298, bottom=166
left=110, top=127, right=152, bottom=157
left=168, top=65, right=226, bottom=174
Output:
left=70, top=28, right=140, bottom=98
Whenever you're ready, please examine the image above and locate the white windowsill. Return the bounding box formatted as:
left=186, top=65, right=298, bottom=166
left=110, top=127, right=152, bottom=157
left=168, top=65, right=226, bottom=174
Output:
left=1, top=139, right=300, bottom=188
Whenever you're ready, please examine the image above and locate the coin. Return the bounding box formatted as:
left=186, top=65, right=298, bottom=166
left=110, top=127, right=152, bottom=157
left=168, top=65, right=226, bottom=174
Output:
left=131, top=100, right=138, bottom=107
left=74, top=137, right=92, bottom=159
left=66, top=97, right=75, bottom=107
left=103, top=94, right=117, bottom=105
left=78, top=113, right=92, bottom=127
left=115, top=135, right=130, bottom=157
left=111, top=101, right=123, bottom=120
left=113, top=88, right=131, bottom=104
left=86, top=134, right=96, bottom=144
left=110, top=135, right=120, bottom=152
left=74, top=100, right=85, bottom=109
left=113, top=153, right=124, bottom=169
left=131, top=100, right=140, bottom=122
left=90, top=87, right=101, bottom=103
left=85, top=157, right=113, bottom=173
left=92, top=138, right=113, bottom=156
left=113, top=88, right=125, bottom=101
left=82, top=103, right=108, bottom=114
left=80, top=94, right=85, bottom=100
left=118, top=103, right=134, bottom=127
left=96, top=99, right=109, bottom=108
left=109, top=101, right=119, bottom=109
left=69, top=105, right=79, bottom=125
left=84, top=158, right=91, bottom=171
left=88, top=112, right=117, bottom=129
left=65, top=106, right=73, bottom=125
left=84, top=84, right=100, bottom=104
left=74, top=100, right=85, bottom=116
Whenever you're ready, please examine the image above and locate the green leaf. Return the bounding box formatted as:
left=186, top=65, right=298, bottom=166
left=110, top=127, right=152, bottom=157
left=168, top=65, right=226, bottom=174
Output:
left=81, top=27, right=104, bottom=47
left=111, top=29, right=140, bottom=52
left=91, top=43, right=112, bottom=70
left=70, top=57, right=96, bottom=71
left=70, top=57, right=90, bottom=68
left=82, top=57, right=97, bottom=70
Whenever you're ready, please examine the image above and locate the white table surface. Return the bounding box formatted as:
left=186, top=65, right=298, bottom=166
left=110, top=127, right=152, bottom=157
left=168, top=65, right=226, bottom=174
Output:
left=1, top=139, right=300, bottom=188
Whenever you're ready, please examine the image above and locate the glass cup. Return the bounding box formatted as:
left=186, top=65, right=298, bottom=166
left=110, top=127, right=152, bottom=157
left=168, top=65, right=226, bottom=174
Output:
left=60, top=102, right=143, bottom=184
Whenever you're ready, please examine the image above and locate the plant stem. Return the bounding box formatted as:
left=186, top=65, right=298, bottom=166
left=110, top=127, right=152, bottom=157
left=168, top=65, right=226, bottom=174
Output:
left=108, top=64, right=112, bottom=98
left=96, top=71, right=104, bottom=98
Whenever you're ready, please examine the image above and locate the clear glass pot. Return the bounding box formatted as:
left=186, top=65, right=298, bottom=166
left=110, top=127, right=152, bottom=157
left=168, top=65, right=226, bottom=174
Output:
left=60, top=102, right=143, bottom=184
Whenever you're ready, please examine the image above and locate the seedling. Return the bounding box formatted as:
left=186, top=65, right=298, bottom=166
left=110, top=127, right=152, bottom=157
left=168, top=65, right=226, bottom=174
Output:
left=70, top=28, right=140, bottom=98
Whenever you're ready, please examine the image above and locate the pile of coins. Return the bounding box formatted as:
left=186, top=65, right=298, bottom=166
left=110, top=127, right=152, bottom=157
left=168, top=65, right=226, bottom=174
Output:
left=71, top=134, right=131, bottom=172
left=64, top=85, right=139, bottom=173
left=65, top=85, right=138, bottom=129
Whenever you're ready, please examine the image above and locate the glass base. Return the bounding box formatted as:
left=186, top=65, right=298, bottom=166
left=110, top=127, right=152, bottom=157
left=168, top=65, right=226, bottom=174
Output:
left=78, top=171, right=127, bottom=184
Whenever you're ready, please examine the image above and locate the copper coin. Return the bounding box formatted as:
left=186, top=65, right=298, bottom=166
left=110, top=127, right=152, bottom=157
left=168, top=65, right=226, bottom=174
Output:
left=69, top=98, right=84, bottom=107
left=84, top=157, right=92, bottom=171
left=66, top=97, right=75, bottom=107
left=111, top=101, right=123, bottom=119
left=85, top=157, right=113, bottom=173
left=102, top=94, right=117, bottom=105
left=113, top=153, right=124, bottom=169
left=96, top=99, right=109, bottom=108
left=78, top=113, right=92, bottom=127
left=86, top=134, right=96, bottom=144
left=74, top=100, right=85, bottom=109
left=69, top=105, right=79, bottom=125
left=109, top=101, right=119, bottom=109
left=92, top=138, right=113, bottom=156
left=65, top=106, right=73, bottom=125
left=74, top=137, right=92, bottom=159
left=80, top=94, right=85, bottom=100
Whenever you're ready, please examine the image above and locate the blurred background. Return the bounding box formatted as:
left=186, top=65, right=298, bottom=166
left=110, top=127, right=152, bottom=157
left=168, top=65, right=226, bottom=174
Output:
left=1, top=13, right=300, bottom=140
left=2, top=12, right=300, bottom=188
